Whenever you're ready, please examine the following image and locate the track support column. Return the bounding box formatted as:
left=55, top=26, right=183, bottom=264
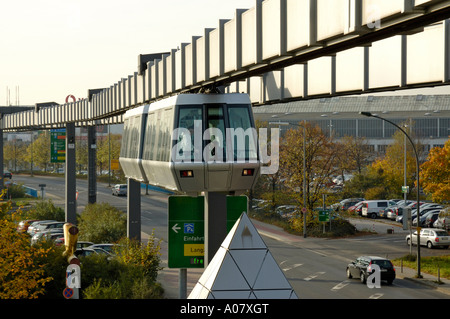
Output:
left=127, top=178, right=141, bottom=241
left=204, top=192, right=227, bottom=266
left=65, top=123, right=77, bottom=224
left=87, top=125, right=97, bottom=204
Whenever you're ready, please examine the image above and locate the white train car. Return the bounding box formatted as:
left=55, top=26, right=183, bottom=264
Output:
left=119, top=93, right=260, bottom=194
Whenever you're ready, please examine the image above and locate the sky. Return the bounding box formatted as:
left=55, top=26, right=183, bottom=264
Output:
left=1, top=0, right=256, bottom=106
left=2, top=1, right=450, bottom=107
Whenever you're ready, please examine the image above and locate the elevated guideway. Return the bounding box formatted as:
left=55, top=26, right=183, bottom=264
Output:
left=3, top=0, right=450, bottom=131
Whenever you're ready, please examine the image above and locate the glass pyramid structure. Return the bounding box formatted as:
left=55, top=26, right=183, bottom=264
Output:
left=188, top=213, right=298, bottom=299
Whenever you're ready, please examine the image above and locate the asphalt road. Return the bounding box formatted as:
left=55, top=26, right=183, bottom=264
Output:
left=13, top=174, right=450, bottom=299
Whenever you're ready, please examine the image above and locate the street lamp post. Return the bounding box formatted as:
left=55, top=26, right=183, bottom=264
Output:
left=360, top=112, right=422, bottom=278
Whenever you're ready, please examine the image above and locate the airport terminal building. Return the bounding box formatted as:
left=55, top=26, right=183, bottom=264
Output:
left=253, top=94, right=450, bottom=158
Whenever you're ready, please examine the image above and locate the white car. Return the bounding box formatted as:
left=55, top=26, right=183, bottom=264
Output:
left=112, top=184, right=127, bottom=196
left=406, top=229, right=450, bottom=249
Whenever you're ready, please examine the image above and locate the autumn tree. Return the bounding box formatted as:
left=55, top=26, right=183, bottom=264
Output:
left=96, top=133, right=122, bottom=174
left=0, top=201, right=53, bottom=298
left=279, top=122, right=339, bottom=210
left=337, top=135, right=371, bottom=175
left=369, top=127, right=419, bottom=198
left=3, top=139, right=27, bottom=172
left=24, top=131, right=51, bottom=172
left=420, top=139, right=450, bottom=203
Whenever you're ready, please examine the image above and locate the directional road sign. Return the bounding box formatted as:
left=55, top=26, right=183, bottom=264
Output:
left=319, top=210, right=330, bottom=222
left=168, top=195, right=247, bottom=269
left=50, top=129, right=66, bottom=163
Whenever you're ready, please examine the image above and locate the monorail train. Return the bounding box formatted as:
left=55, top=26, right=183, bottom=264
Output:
left=119, top=93, right=261, bottom=194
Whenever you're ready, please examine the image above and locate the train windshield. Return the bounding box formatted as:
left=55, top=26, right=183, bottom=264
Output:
left=174, top=104, right=256, bottom=163
left=205, top=105, right=226, bottom=162
left=227, top=106, right=257, bottom=162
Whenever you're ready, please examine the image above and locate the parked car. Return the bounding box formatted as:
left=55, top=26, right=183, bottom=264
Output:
left=433, top=207, right=450, bottom=230
left=412, top=209, right=441, bottom=226
left=3, top=171, right=12, bottom=179
left=88, top=243, right=117, bottom=254
left=348, top=201, right=364, bottom=215
left=332, top=198, right=365, bottom=212
left=75, top=247, right=111, bottom=258
left=32, top=221, right=65, bottom=235
left=27, top=220, right=57, bottom=235
left=112, top=184, right=127, bottom=196
left=276, top=205, right=298, bottom=219
left=31, top=230, right=64, bottom=245
left=346, top=256, right=395, bottom=285
left=423, top=211, right=440, bottom=228
left=361, top=200, right=397, bottom=219
left=17, top=219, right=39, bottom=233
left=406, top=229, right=450, bottom=249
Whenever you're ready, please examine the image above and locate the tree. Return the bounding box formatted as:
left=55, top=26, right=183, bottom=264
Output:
left=96, top=133, right=122, bottom=174
left=3, top=139, right=27, bottom=172
left=279, top=122, right=339, bottom=210
left=24, top=131, right=51, bottom=172
left=0, top=200, right=53, bottom=298
left=77, top=202, right=127, bottom=243
left=369, top=128, right=418, bottom=198
left=337, top=135, right=371, bottom=175
left=420, top=140, right=450, bottom=203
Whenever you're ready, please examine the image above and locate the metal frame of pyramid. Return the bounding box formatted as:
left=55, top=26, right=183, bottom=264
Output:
left=188, top=213, right=298, bottom=299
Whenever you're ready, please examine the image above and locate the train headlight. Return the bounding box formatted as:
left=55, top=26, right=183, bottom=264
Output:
left=242, top=169, right=254, bottom=176
left=180, top=170, right=194, bottom=178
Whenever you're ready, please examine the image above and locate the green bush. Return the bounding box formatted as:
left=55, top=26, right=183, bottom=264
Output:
left=5, top=183, right=26, bottom=199
left=77, top=202, right=126, bottom=243
left=27, top=199, right=65, bottom=221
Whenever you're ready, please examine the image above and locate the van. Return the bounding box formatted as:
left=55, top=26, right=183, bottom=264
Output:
left=434, top=207, right=450, bottom=230
left=361, top=200, right=397, bottom=219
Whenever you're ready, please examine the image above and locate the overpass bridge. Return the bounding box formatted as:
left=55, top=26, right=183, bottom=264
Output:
left=2, top=0, right=450, bottom=238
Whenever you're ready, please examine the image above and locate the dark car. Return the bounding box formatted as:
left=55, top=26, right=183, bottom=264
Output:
left=3, top=171, right=12, bottom=179
left=346, top=256, right=396, bottom=285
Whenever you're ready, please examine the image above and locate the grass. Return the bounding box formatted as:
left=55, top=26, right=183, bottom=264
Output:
left=393, top=254, right=450, bottom=280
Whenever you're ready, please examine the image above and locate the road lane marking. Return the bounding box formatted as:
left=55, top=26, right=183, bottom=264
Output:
left=304, top=272, right=325, bottom=281
left=331, top=280, right=350, bottom=291
left=282, top=263, right=303, bottom=272
left=369, top=293, right=384, bottom=299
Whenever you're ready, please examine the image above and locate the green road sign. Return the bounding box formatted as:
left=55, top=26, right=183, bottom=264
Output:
left=319, top=210, right=330, bottom=222
left=168, top=195, right=247, bottom=269
left=50, top=129, right=66, bottom=163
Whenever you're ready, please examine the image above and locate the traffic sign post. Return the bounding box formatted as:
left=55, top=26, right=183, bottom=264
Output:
left=50, top=129, right=66, bottom=163
left=168, top=195, right=247, bottom=269
left=168, top=196, right=205, bottom=269
left=319, top=210, right=330, bottom=233
left=168, top=194, right=248, bottom=299
left=319, top=210, right=329, bottom=222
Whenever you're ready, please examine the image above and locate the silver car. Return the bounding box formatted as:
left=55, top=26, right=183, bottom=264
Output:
left=112, top=184, right=127, bottom=196
left=406, top=229, right=450, bottom=249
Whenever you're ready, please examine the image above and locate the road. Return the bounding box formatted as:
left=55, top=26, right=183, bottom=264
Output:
left=13, top=174, right=450, bottom=299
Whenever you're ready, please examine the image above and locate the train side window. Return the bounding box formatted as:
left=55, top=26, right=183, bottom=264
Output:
left=158, top=109, right=173, bottom=161
left=176, top=106, right=202, bottom=161
left=142, top=112, right=157, bottom=161
left=129, top=116, right=141, bottom=159
left=120, top=118, right=130, bottom=158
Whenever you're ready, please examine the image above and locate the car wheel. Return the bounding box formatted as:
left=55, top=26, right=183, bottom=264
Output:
left=427, top=241, right=434, bottom=249
left=407, top=238, right=411, bottom=246
left=370, top=213, right=377, bottom=219
left=360, top=272, right=366, bottom=284
left=387, top=279, right=393, bottom=285
left=346, top=268, right=352, bottom=279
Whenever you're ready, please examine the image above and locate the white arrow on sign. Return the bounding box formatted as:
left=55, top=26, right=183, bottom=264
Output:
left=172, top=223, right=181, bottom=233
